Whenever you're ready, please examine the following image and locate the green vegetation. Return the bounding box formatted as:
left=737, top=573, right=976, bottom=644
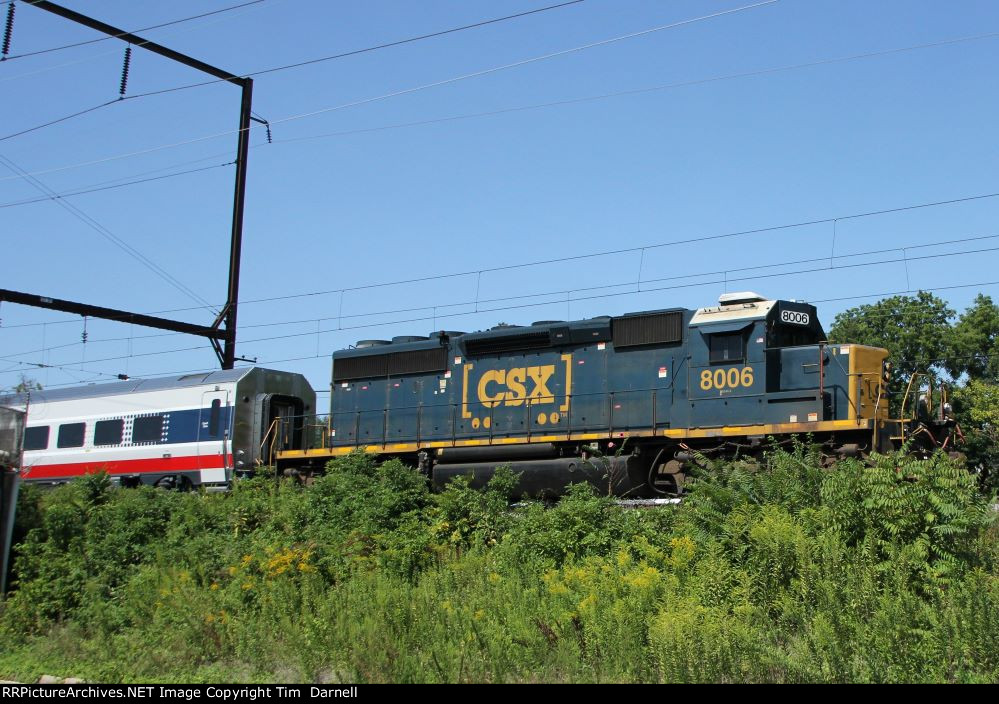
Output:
left=829, top=292, right=999, bottom=491
left=1, top=447, right=997, bottom=683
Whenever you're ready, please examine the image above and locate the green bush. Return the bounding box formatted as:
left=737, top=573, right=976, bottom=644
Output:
left=0, top=448, right=995, bottom=683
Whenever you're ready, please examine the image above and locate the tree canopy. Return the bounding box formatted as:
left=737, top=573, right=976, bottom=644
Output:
left=947, top=294, right=999, bottom=382
left=828, top=291, right=954, bottom=388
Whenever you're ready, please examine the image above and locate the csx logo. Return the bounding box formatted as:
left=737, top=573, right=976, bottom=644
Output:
left=462, top=355, right=572, bottom=419
left=477, top=365, right=556, bottom=407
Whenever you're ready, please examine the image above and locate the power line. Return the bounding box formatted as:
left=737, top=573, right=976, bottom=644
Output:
left=6, top=230, right=997, bottom=358
left=4, top=188, right=998, bottom=330
left=5, top=22, right=995, bottom=206
left=5, top=0, right=269, bottom=61
left=3, top=26, right=997, bottom=213
left=0, top=153, right=217, bottom=312
left=14, top=26, right=995, bottom=210
left=188, top=1, right=788, bottom=128
left=0, top=159, right=234, bottom=208
left=0, top=97, right=119, bottom=142
left=0, top=0, right=274, bottom=85
left=11, top=279, right=999, bottom=389
left=5, top=29, right=996, bottom=206
left=132, top=0, right=590, bottom=98
left=234, top=192, right=999, bottom=307
left=0, top=0, right=586, bottom=143
left=0, top=0, right=778, bottom=181
left=272, top=29, right=999, bottom=147
left=3, top=241, right=996, bottom=370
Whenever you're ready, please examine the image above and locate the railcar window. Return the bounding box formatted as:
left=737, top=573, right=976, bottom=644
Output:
left=24, top=426, right=49, bottom=451
left=94, top=419, right=124, bottom=446
left=132, top=415, right=164, bottom=444
left=57, top=422, right=86, bottom=448
left=209, top=399, right=221, bottom=437
left=709, top=332, right=744, bottom=364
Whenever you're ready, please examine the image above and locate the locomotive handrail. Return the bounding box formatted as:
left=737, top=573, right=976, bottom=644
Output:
left=873, top=376, right=885, bottom=448
left=897, top=373, right=923, bottom=444
left=282, top=373, right=863, bottom=454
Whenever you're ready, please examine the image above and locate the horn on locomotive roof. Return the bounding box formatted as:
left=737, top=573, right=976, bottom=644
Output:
left=718, top=291, right=768, bottom=306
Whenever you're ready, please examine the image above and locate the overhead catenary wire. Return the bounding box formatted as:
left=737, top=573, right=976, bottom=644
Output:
left=109, top=0, right=753, bottom=102
left=0, top=98, right=120, bottom=142
left=0, top=0, right=779, bottom=180
left=3, top=242, right=996, bottom=371
left=0, top=153, right=217, bottom=313
left=273, top=28, right=999, bottom=148
left=0, top=0, right=587, bottom=143
left=4, top=28, right=998, bottom=211
left=4, top=188, right=998, bottom=330
left=11, top=279, right=999, bottom=390
left=5, top=0, right=269, bottom=61
left=6, top=230, right=998, bottom=358
left=0, top=0, right=276, bottom=85
left=0, top=159, right=235, bottom=208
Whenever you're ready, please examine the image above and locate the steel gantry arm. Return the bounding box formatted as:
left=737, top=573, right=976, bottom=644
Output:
left=10, top=1, right=255, bottom=369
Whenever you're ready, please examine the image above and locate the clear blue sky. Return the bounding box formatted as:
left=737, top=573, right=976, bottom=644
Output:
left=1, top=0, right=997, bottom=405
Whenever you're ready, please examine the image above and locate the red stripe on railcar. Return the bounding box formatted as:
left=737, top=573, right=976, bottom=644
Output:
left=22, top=454, right=231, bottom=479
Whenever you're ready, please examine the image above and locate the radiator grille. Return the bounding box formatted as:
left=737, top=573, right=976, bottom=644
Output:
left=464, top=330, right=551, bottom=356
left=612, top=311, right=683, bottom=348
left=333, top=347, right=448, bottom=382
left=389, top=347, right=448, bottom=376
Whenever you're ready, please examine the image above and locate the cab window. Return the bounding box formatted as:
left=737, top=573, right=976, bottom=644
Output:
left=709, top=332, right=744, bottom=364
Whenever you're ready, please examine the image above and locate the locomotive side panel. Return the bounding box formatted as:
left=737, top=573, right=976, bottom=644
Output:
left=457, top=349, right=576, bottom=439
left=687, top=319, right=767, bottom=428
left=310, top=293, right=911, bottom=497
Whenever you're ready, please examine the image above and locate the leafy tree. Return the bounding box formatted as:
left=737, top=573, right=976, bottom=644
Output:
left=8, top=374, right=43, bottom=394
left=953, top=379, right=999, bottom=427
left=828, top=291, right=954, bottom=391
left=947, top=294, right=999, bottom=382
left=951, top=380, right=999, bottom=493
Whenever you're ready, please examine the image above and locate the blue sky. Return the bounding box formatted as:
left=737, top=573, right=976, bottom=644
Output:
left=1, top=0, right=997, bottom=405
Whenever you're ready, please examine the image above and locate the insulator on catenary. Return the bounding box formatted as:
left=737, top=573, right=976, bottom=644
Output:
left=119, top=45, right=132, bottom=97
left=265, top=124, right=273, bottom=144
left=1, top=2, right=15, bottom=59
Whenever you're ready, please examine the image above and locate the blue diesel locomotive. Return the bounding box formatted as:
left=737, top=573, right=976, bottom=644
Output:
left=278, top=292, right=948, bottom=496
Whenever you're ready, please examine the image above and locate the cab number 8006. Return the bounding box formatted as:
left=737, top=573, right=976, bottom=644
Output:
left=700, top=366, right=754, bottom=391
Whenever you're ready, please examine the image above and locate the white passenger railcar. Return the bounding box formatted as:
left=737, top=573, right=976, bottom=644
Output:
left=1, top=368, right=316, bottom=489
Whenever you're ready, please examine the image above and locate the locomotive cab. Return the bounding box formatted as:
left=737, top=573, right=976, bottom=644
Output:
left=687, top=293, right=824, bottom=428
left=685, top=292, right=888, bottom=449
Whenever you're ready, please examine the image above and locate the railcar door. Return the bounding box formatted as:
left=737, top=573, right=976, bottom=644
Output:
left=198, top=389, right=231, bottom=481
left=259, top=395, right=306, bottom=463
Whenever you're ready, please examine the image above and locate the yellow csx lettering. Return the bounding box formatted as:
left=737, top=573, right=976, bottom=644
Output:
left=477, top=365, right=556, bottom=407
left=699, top=366, right=754, bottom=391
